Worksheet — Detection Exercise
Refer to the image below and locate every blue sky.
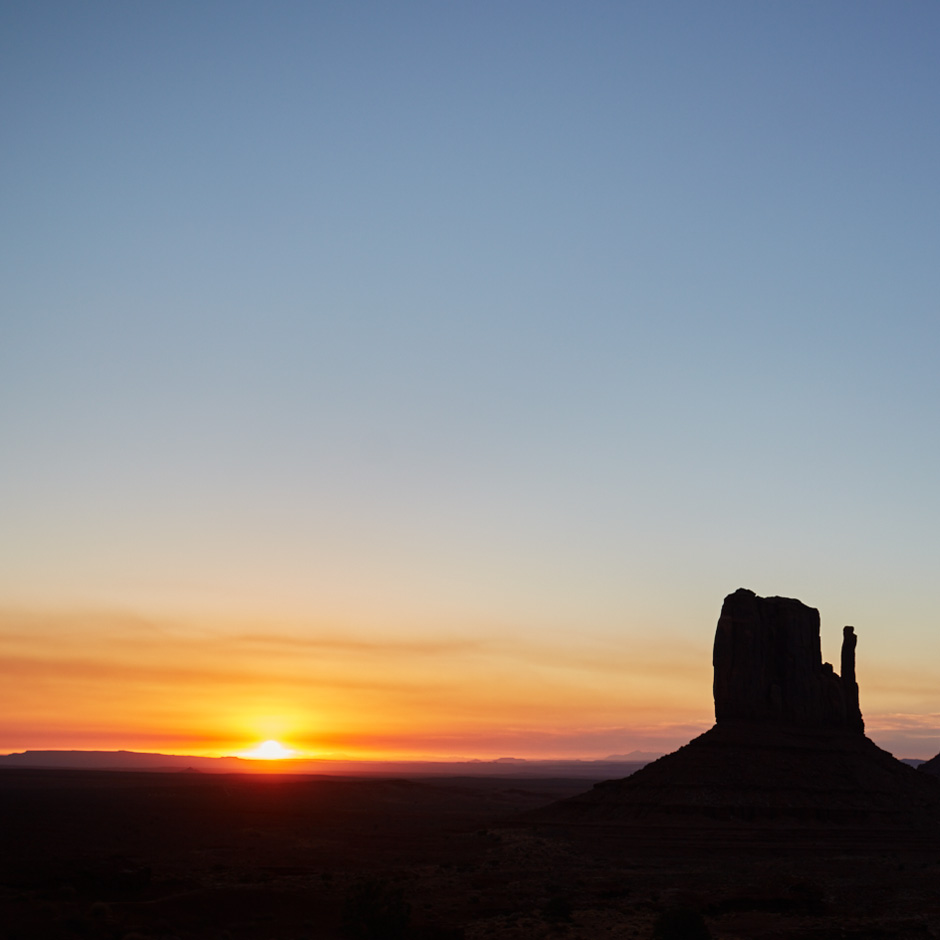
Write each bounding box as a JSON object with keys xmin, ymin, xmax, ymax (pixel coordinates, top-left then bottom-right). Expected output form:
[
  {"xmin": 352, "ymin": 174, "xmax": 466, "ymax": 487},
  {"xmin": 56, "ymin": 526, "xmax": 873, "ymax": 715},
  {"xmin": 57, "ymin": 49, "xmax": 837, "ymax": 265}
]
[{"xmin": 2, "ymin": 2, "xmax": 940, "ymax": 757}]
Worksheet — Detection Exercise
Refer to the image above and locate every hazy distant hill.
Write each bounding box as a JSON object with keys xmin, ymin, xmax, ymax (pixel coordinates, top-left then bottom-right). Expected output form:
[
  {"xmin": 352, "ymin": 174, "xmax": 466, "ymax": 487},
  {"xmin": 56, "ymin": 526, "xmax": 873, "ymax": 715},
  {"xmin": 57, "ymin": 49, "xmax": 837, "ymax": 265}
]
[
  {"xmin": 0, "ymin": 750, "xmax": 651, "ymax": 778},
  {"xmin": 603, "ymin": 751, "xmax": 664, "ymax": 761},
  {"xmin": 0, "ymin": 750, "xmax": 246, "ymax": 773}
]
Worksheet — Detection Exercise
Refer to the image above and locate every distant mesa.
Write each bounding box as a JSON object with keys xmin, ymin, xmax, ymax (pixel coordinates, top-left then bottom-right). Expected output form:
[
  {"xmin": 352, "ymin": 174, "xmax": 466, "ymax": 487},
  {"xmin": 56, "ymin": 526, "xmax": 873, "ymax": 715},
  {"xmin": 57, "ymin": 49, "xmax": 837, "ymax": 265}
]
[
  {"xmin": 528, "ymin": 588, "xmax": 940, "ymax": 834},
  {"xmin": 604, "ymin": 751, "xmax": 664, "ymax": 762}
]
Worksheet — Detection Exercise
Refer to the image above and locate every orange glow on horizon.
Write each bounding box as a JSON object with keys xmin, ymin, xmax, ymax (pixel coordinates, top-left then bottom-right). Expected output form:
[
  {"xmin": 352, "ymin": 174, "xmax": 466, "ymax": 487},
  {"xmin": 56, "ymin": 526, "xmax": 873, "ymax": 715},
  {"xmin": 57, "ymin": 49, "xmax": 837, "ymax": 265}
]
[
  {"xmin": 0, "ymin": 605, "xmax": 720, "ymax": 760},
  {"xmin": 238, "ymin": 739, "xmax": 295, "ymax": 760}
]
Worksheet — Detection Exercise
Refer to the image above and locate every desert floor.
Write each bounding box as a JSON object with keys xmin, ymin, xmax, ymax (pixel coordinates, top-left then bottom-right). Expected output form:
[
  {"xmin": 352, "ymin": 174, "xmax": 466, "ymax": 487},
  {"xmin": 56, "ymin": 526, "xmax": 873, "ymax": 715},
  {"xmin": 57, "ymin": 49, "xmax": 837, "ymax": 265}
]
[{"xmin": 2, "ymin": 768, "xmax": 940, "ymax": 939}]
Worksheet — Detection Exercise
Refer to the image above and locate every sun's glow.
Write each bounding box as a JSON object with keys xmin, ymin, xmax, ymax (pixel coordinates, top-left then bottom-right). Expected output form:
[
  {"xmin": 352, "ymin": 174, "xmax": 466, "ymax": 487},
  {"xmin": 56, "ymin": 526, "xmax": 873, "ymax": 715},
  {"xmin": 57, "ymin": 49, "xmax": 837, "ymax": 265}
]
[{"xmin": 242, "ymin": 739, "xmax": 294, "ymax": 760}]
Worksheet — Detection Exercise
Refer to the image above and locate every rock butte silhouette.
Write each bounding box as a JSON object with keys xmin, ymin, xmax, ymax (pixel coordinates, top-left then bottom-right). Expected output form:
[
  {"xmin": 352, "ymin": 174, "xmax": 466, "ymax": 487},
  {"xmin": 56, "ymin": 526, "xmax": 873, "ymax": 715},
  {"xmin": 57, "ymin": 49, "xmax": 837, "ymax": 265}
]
[{"xmin": 528, "ymin": 588, "xmax": 940, "ymax": 834}]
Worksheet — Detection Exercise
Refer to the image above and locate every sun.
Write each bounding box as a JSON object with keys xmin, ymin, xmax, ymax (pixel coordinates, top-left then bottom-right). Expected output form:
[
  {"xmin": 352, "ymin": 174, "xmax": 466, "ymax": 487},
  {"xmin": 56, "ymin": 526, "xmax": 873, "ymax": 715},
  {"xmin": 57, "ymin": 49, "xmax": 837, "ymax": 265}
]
[{"xmin": 243, "ymin": 739, "xmax": 294, "ymax": 760}]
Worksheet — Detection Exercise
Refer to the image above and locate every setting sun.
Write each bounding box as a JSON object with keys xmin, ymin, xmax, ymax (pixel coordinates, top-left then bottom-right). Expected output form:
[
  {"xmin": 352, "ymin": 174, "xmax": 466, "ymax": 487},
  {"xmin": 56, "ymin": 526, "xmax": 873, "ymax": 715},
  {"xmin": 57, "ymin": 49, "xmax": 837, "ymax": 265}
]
[{"xmin": 242, "ymin": 739, "xmax": 294, "ymax": 760}]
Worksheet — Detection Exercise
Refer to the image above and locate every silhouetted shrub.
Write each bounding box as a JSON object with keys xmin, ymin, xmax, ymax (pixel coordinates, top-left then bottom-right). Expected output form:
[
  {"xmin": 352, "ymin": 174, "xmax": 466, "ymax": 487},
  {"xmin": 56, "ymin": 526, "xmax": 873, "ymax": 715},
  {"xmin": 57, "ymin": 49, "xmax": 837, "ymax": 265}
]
[
  {"xmin": 342, "ymin": 877, "xmax": 411, "ymax": 940},
  {"xmin": 652, "ymin": 905, "xmax": 711, "ymax": 940}
]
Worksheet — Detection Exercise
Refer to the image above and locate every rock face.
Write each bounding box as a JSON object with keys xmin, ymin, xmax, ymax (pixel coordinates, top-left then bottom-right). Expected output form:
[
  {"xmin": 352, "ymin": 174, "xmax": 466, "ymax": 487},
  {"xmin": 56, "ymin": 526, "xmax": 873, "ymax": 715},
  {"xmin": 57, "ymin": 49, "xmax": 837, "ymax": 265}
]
[{"xmin": 713, "ymin": 588, "xmax": 864, "ymax": 731}]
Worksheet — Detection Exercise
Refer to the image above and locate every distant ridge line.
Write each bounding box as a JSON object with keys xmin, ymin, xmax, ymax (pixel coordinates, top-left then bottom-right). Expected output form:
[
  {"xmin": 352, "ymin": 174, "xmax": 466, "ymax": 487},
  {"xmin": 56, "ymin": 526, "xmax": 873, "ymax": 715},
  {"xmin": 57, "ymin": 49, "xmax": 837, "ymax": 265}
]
[{"xmin": 0, "ymin": 749, "xmax": 655, "ymax": 778}]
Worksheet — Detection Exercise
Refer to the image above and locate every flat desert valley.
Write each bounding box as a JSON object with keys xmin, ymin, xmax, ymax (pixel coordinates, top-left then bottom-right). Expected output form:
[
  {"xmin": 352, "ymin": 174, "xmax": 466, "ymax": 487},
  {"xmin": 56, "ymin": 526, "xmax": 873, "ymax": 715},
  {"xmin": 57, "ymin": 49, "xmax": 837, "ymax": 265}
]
[{"xmin": 4, "ymin": 765, "xmax": 940, "ymax": 940}]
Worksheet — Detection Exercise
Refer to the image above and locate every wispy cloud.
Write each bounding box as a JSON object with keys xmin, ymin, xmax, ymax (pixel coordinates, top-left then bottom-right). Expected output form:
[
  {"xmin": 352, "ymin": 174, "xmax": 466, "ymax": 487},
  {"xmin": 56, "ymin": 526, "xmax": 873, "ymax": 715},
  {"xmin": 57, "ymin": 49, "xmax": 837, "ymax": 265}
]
[{"xmin": 232, "ymin": 632, "xmax": 484, "ymax": 654}]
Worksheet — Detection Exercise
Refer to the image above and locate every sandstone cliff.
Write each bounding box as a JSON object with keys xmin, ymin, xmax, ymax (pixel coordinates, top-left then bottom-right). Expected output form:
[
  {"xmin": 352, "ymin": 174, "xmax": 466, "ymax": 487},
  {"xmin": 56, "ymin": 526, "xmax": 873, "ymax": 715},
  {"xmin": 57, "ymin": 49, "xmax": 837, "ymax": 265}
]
[{"xmin": 713, "ymin": 588, "xmax": 863, "ymax": 731}]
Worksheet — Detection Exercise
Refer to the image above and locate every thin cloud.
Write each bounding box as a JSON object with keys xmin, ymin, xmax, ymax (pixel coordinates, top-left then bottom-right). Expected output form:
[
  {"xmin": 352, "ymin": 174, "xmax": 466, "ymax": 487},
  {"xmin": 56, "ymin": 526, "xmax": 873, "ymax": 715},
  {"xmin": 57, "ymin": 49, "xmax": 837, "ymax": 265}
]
[
  {"xmin": 0, "ymin": 652, "xmax": 454, "ymax": 695},
  {"xmin": 232, "ymin": 632, "xmax": 484, "ymax": 655}
]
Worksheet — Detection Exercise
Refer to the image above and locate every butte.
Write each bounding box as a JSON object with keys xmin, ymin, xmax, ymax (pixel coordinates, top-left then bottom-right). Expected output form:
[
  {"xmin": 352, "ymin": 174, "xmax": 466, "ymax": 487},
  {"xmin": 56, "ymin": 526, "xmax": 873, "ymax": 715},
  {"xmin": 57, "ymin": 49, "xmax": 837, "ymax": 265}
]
[{"xmin": 527, "ymin": 588, "xmax": 940, "ymax": 845}]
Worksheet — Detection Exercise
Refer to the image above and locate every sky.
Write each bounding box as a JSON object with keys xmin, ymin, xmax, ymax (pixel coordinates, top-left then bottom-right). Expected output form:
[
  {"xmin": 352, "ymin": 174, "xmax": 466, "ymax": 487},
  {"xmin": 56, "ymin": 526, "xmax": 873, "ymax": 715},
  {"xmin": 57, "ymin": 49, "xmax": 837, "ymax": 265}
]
[{"xmin": 2, "ymin": 1, "xmax": 940, "ymax": 760}]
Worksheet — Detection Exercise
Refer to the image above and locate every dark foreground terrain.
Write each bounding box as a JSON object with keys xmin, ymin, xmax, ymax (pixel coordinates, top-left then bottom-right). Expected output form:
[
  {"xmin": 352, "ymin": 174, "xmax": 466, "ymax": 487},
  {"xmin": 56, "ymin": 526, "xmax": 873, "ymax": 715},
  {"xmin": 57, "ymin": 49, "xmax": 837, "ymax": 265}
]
[{"xmin": 4, "ymin": 768, "xmax": 940, "ymax": 940}]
